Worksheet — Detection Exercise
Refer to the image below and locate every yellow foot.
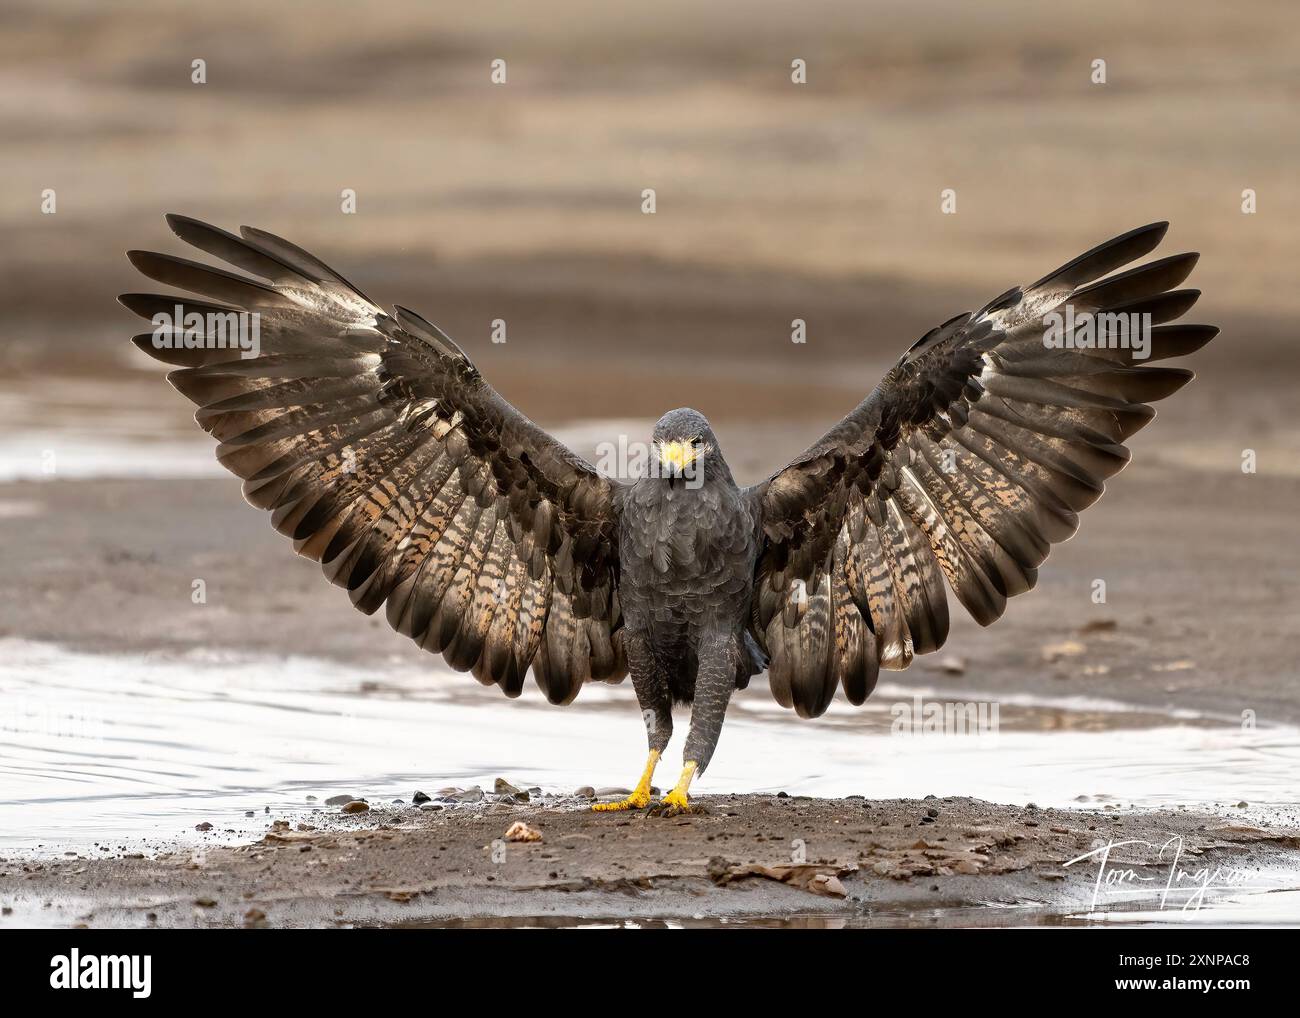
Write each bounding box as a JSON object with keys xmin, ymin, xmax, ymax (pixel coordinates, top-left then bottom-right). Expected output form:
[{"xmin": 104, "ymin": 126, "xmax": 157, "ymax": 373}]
[
  {"xmin": 591, "ymin": 749, "xmax": 660, "ymax": 812},
  {"xmin": 655, "ymin": 761, "xmax": 698, "ymax": 814},
  {"xmin": 592, "ymin": 790, "xmax": 651, "ymax": 812}
]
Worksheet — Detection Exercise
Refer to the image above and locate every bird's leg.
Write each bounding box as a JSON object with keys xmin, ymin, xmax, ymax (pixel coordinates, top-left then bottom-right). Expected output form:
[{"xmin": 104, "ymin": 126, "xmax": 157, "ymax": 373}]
[
  {"xmin": 660, "ymin": 630, "xmax": 739, "ymax": 813},
  {"xmin": 592, "ymin": 630, "xmax": 671, "ymax": 812}
]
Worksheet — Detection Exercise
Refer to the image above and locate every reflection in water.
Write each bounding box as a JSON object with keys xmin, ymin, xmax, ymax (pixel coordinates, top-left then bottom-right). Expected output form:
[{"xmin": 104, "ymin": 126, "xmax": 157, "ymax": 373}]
[
  {"xmin": 376, "ymin": 890, "xmax": 1300, "ymax": 928},
  {"xmin": 2, "ymin": 639, "xmax": 1298, "ymax": 860}
]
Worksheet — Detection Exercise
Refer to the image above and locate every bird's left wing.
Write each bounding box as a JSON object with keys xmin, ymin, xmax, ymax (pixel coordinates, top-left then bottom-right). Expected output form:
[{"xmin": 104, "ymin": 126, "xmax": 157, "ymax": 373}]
[
  {"xmin": 123, "ymin": 215, "xmax": 625, "ymax": 703},
  {"xmin": 747, "ymin": 222, "xmax": 1217, "ymax": 717}
]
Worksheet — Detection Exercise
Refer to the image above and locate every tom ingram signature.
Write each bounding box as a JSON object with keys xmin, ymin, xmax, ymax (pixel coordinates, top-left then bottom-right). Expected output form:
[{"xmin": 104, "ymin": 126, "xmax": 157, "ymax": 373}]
[{"xmin": 1063, "ymin": 836, "xmax": 1260, "ymax": 911}]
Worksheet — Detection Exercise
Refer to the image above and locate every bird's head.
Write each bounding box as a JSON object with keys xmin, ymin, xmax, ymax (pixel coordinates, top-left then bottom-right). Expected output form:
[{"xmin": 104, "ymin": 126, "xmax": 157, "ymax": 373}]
[{"xmin": 650, "ymin": 407, "xmax": 723, "ymax": 486}]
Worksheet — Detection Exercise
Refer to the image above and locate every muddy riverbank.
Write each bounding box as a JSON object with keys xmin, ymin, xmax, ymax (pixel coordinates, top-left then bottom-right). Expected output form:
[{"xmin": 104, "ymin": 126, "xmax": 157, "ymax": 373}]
[{"xmin": 4, "ymin": 795, "xmax": 1299, "ymax": 928}]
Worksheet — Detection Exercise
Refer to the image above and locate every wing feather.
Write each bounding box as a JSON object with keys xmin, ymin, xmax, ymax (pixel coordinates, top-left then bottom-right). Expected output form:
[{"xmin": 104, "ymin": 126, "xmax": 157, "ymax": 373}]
[
  {"xmin": 124, "ymin": 215, "xmax": 625, "ymax": 700},
  {"xmin": 749, "ymin": 223, "xmax": 1217, "ymax": 715}
]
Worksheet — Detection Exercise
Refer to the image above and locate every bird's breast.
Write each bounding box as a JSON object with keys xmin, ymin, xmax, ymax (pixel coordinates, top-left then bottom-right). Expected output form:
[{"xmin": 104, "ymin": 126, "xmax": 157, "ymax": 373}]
[{"xmin": 619, "ymin": 480, "xmax": 756, "ymax": 628}]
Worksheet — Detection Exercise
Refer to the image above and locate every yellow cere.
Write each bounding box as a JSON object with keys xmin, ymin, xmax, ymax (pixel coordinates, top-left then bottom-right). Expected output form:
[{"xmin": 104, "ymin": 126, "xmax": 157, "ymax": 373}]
[{"xmin": 658, "ymin": 440, "xmax": 697, "ymax": 470}]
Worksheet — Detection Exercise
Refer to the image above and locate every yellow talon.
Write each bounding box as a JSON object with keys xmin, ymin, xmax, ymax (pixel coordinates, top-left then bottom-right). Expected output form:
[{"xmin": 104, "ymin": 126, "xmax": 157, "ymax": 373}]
[
  {"xmin": 659, "ymin": 760, "xmax": 698, "ymax": 811},
  {"xmin": 592, "ymin": 750, "xmax": 660, "ymax": 812}
]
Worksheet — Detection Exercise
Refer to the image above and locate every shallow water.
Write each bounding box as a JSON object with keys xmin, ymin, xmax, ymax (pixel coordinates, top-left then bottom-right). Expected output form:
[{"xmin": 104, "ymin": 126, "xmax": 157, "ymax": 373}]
[
  {"xmin": 384, "ymin": 889, "xmax": 1300, "ymax": 928},
  {"xmin": 0, "ymin": 375, "xmax": 653, "ymax": 482},
  {"xmin": 1, "ymin": 638, "xmax": 1297, "ymax": 858}
]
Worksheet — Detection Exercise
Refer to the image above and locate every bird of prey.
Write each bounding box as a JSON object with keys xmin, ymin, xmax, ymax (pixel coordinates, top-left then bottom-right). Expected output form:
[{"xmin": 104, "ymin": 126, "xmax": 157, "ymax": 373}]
[{"xmin": 123, "ymin": 217, "xmax": 1215, "ymax": 812}]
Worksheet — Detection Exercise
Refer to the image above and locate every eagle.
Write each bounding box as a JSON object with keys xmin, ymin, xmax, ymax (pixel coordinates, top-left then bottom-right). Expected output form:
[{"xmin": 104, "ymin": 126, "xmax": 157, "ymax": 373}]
[{"xmin": 123, "ymin": 217, "xmax": 1215, "ymax": 812}]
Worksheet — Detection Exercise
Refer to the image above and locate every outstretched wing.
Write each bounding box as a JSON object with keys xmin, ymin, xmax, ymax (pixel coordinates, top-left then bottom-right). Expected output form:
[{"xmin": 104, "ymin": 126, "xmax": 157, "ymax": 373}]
[
  {"xmin": 123, "ymin": 215, "xmax": 625, "ymax": 703},
  {"xmin": 749, "ymin": 222, "xmax": 1217, "ymax": 717}
]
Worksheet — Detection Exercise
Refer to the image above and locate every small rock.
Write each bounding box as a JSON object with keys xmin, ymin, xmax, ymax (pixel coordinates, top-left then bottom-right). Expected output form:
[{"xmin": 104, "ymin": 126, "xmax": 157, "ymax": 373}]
[
  {"xmin": 573, "ymin": 786, "xmax": 595, "ymax": 798},
  {"xmin": 937, "ymin": 656, "xmax": 966, "ymax": 675},
  {"xmin": 325, "ymin": 794, "xmax": 359, "ymax": 807},
  {"xmin": 505, "ymin": 821, "xmax": 543, "ymax": 843},
  {"xmin": 926, "ymin": 807, "xmax": 939, "ymax": 818},
  {"xmin": 412, "ymin": 791, "xmax": 431, "ymax": 805},
  {"xmin": 1041, "ymin": 640, "xmax": 1085, "ymax": 663},
  {"xmin": 776, "ymin": 791, "xmax": 789, "ymax": 799},
  {"xmin": 194, "ymin": 822, "xmax": 213, "ymax": 832},
  {"xmin": 194, "ymin": 897, "xmax": 217, "ymax": 908},
  {"xmin": 243, "ymin": 908, "xmax": 267, "ymax": 927},
  {"xmin": 419, "ymin": 802, "xmax": 444, "ymax": 812},
  {"xmin": 340, "ymin": 800, "xmax": 370, "ymax": 814},
  {"xmin": 494, "ymin": 778, "xmax": 523, "ymax": 796},
  {"xmin": 1236, "ymin": 801, "xmax": 1249, "ymax": 808},
  {"xmin": 454, "ymin": 786, "xmax": 484, "ymax": 803},
  {"xmin": 1078, "ymin": 619, "xmax": 1118, "ymax": 634}
]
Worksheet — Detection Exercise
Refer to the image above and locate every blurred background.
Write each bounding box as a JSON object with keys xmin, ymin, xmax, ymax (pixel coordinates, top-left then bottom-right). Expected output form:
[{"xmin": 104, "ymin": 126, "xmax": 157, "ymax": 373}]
[{"xmin": 1, "ymin": 1, "xmax": 1298, "ymax": 845}]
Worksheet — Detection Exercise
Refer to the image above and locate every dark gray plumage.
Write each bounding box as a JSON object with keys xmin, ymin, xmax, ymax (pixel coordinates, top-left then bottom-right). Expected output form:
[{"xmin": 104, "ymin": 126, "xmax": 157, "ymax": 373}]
[{"xmin": 124, "ymin": 216, "xmax": 1216, "ymax": 810}]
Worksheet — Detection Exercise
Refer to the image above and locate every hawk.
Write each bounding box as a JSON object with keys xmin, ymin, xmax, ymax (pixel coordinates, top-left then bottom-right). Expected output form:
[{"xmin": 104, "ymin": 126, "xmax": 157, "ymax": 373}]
[{"xmin": 123, "ymin": 217, "xmax": 1215, "ymax": 811}]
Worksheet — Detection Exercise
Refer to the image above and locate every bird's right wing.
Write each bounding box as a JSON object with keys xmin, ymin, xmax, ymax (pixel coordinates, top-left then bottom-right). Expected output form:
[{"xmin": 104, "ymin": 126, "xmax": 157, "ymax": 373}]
[
  {"xmin": 123, "ymin": 215, "xmax": 625, "ymax": 703},
  {"xmin": 747, "ymin": 223, "xmax": 1217, "ymax": 717}
]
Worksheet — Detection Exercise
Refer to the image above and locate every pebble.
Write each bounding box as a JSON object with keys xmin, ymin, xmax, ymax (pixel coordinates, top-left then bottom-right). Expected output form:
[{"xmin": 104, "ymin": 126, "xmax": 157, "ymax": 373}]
[
  {"xmin": 454, "ymin": 786, "xmax": 484, "ymax": 803},
  {"xmin": 419, "ymin": 802, "xmax": 444, "ymax": 812},
  {"xmin": 324, "ymin": 794, "xmax": 359, "ymax": 807},
  {"xmin": 927, "ymin": 807, "xmax": 940, "ymax": 818},
  {"xmin": 412, "ymin": 791, "xmax": 431, "ymax": 805},
  {"xmin": 505, "ymin": 821, "xmax": 543, "ymax": 843},
  {"xmin": 595, "ymin": 787, "xmax": 631, "ymax": 797},
  {"xmin": 340, "ymin": 800, "xmax": 370, "ymax": 814},
  {"xmin": 494, "ymin": 778, "xmax": 523, "ymax": 796},
  {"xmin": 573, "ymin": 786, "xmax": 595, "ymax": 798},
  {"xmin": 195, "ymin": 822, "xmax": 213, "ymax": 832}
]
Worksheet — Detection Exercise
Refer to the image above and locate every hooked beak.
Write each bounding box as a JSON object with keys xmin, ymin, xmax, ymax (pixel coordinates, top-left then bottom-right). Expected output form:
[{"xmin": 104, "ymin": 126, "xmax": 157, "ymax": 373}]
[{"xmin": 658, "ymin": 440, "xmax": 698, "ymax": 475}]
